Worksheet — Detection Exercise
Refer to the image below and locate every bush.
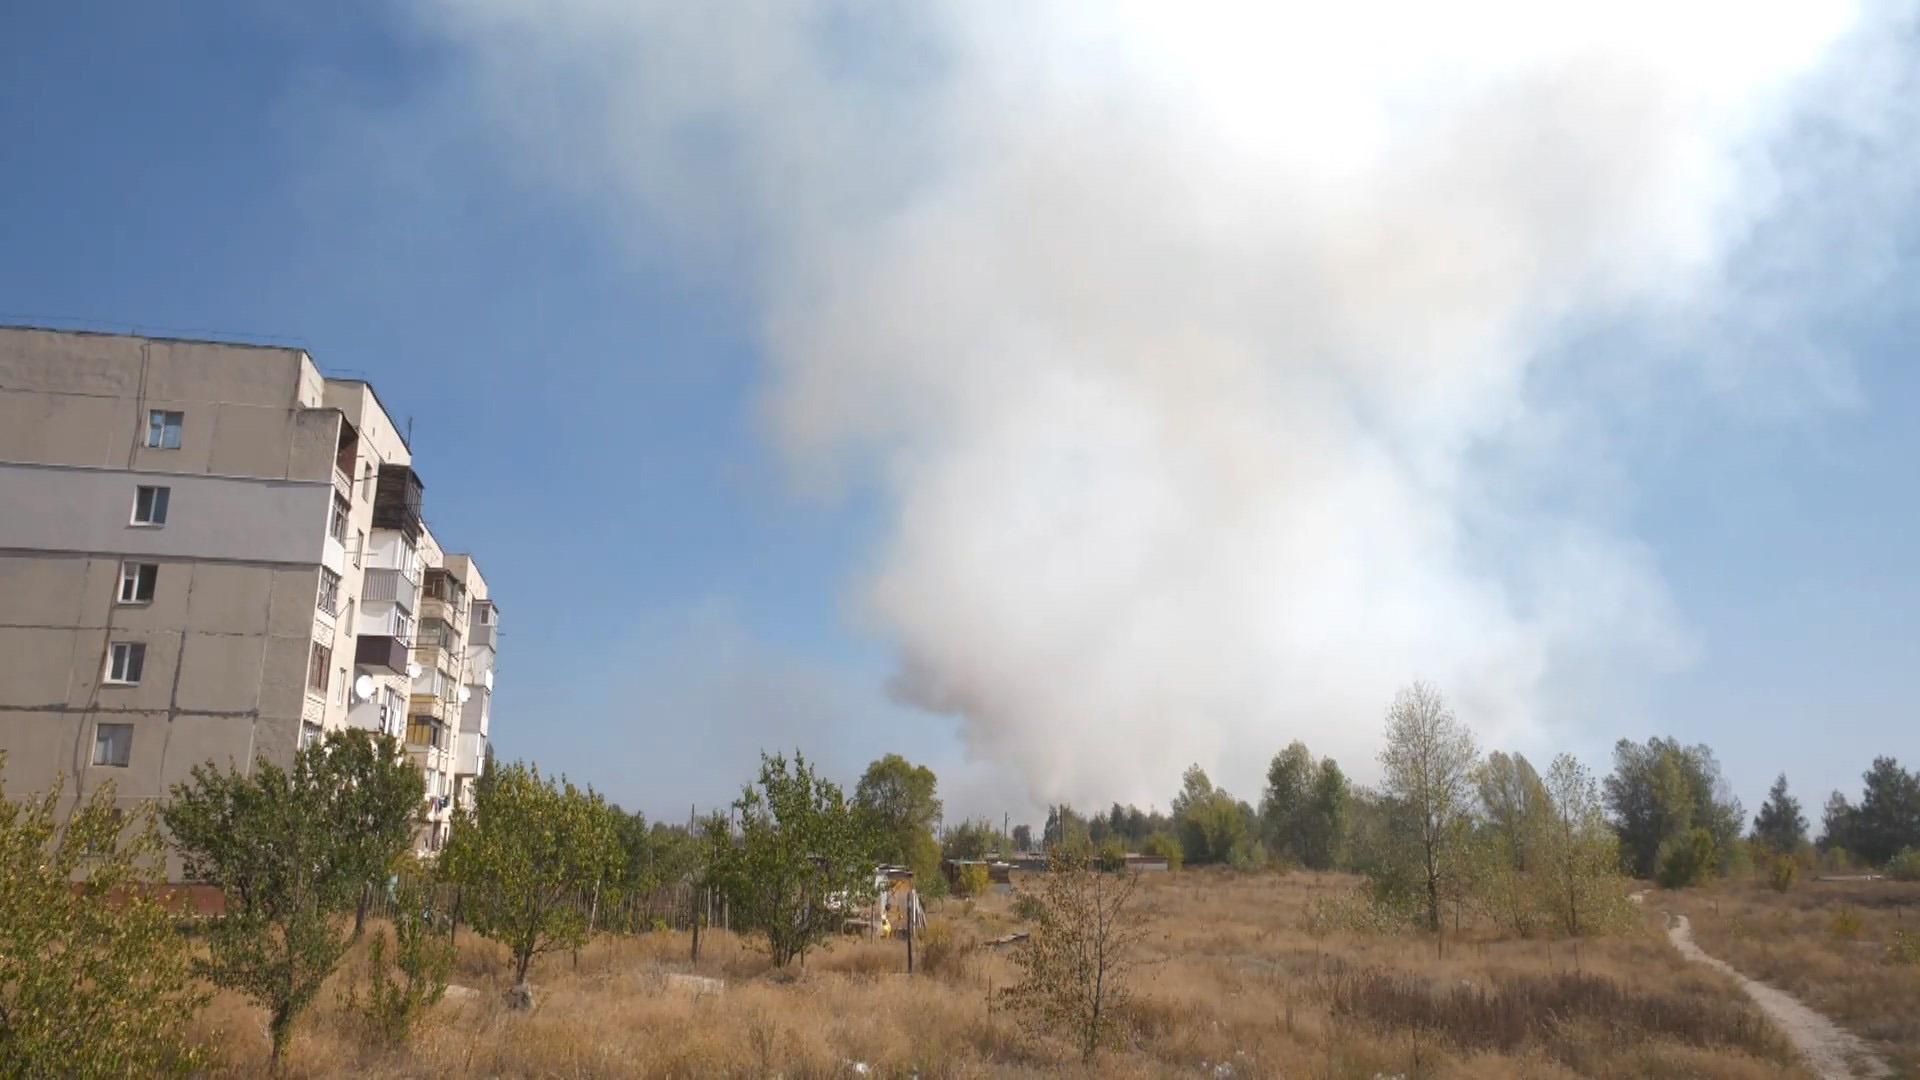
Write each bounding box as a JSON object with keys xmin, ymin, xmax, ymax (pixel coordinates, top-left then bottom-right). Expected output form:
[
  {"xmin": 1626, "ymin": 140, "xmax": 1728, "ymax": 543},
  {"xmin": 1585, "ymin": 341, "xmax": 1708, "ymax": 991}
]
[
  {"xmin": 918, "ymin": 921, "xmax": 973, "ymax": 979},
  {"xmin": 1887, "ymin": 849, "xmax": 1920, "ymax": 882},
  {"xmin": 1829, "ymin": 907, "xmax": 1863, "ymax": 941},
  {"xmin": 1767, "ymin": 855, "xmax": 1798, "ymax": 893},
  {"xmin": 1012, "ymin": 890, "xmax": 1046, "ymax": 922},
  {"xmin": 1142, "ymin": 830, "xmax": 1184, "ymax": 871},
  {"xmin": 952, "ymin": 863, "xmax": 991, "ymax": 898},
  {"xmin": 1655, "ymin": 828, "xmax": 1717, "ymax": 889},
  {"xmin": 1095, "ymin": 837, "xmax": 1128, "ymax": 872},
  {"xmin": 342, "ymin": 879, "xmax": 453, "ymax": 1045},
  {"xmin": 1891, "ymin": 930, "xmax": 1920, "ymax": 966},
  {"xmin": 1001, "ymin": 852, "xmax": 1146, "ymax": 1062},
  {"xmin": 1, "ymin": 769, "xmax": 206, "ymax": 1078}
]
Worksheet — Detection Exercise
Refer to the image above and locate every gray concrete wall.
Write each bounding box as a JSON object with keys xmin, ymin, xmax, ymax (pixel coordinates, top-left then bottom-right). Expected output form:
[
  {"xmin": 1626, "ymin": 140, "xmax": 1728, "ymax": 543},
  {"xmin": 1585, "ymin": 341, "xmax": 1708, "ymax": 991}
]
[{"xmin": 0, "ymin": 463, "xmax": 330, "ymax": 564}]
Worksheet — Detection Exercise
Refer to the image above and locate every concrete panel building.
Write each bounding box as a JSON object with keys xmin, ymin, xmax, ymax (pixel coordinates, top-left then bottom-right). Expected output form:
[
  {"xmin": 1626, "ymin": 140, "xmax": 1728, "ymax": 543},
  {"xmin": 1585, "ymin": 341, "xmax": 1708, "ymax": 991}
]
[{"xmin": 0, "ymin": 325, "xmax": 500, "ymax": 865}]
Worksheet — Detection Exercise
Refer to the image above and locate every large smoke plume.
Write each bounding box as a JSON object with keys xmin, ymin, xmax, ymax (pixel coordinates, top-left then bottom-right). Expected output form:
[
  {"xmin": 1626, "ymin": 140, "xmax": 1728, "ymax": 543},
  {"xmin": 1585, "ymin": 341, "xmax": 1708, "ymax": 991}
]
[{"xmin": 418, "ymin": 1, "xmax": 1909, "ymax": 809}]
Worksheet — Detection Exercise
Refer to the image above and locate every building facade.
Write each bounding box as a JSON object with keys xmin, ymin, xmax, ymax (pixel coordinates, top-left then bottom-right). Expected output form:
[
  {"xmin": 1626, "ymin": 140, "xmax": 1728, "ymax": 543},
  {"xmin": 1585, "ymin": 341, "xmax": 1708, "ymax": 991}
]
[{"xmin": 0, "ymin": 326, "xmax": 498, "ymax": 862}]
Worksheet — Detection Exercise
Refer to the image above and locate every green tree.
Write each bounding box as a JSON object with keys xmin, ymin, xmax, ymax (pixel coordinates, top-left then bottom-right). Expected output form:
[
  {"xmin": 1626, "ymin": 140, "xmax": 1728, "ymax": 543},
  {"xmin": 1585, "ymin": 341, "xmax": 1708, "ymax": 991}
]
[
  {"xmin": 1142, "ymin": 830, "xmax": 1184, "ymax": 870},
  {"xmin": 941, "ymin": 817, "xmax": 1009, "ymax": 860},
  {"xmin": 1603, "ymin": 737, "xmax": 1743, "ymax": 878},
  {"xmin": 854, "ymin": 753, "xmax": 943, "ymax": 890},
  {"xmin": 439, "ymin": 762, "xmax": 622, "ymax": 986},
  {"xmin": 1477, "ymin": 751, "xmax": 1550, "ymax": 870},
  {"xmin": 1044, "ymin": 803, "xmax": 1093, "ymax": 855},
  {"xmin": 1538, "ymin": 754, "xmax": 1628, "ymax": 936},
  {"xmin": 1656, "ymin": 827, "xmax": 1718, "ymax": 888},
  {"xmin": 164, "ymin": 730, "xmax": 421, "ymax": 1070},
  {"xmin": 327, "ymin": 730, "xmax": 431, "ymax": 937},
  {"xmin": 1821, "ymin": 790, "xmax": 1858, "ymax": 856},
  {"xmin": 1851, "ymin": 757, "xmax": 1920, "ymax": 866},
  {"xmin": 1172, "ymin": 765, "xmax": 1255, "ymax": 865},
  {"xmin": 1001, "ymin": 851, "xmax": 1147, "ymax": 1062},
  {"xmin": 1260, "ymin": 741, "xmax": 1316, "ymax": 862},
  {"xmin": 2, "ymin": 766, "xmax": 205, "ymax": 1077},
  {"xmin": 1300, "ymin": 758, "xmax": 1351, "ymax": 870},
  {"xmin": 1379, "ymin": 682, "xmax": 1480, "ymax": 933},
  {"xmin": 1751, "ymin": 773, "xmax": 1808, "ymax": 855},
  {"xmin": 714, "ymin": 751, "xmax": 875, "ymax": 967},
  {"xmin": 1012, "ymin": 823, "xmax": 1034, "ymax": 852}
]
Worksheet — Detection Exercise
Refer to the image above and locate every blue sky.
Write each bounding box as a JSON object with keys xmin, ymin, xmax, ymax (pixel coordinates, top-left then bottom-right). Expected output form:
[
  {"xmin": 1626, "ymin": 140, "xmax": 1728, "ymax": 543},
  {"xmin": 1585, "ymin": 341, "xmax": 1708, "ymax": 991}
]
[{"xmin": 4, "ymin": 3, "xmax": 1915, "ymax": 828}]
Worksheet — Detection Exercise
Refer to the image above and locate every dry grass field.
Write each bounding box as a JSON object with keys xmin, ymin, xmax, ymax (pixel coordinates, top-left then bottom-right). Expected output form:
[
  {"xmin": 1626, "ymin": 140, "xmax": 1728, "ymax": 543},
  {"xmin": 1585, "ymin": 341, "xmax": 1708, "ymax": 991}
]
[
  {"xmin": 186, "ymin": 870, "xmax": 1811, "ymax": 1078},
  {"xmin": 1665, "ymin": 876, "xmax": 1920, "ymax": 1077}
]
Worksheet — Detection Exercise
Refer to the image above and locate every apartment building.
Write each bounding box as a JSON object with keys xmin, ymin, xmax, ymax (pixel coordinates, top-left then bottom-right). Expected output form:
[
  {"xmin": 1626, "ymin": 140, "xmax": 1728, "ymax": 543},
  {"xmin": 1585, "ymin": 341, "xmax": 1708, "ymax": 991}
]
[{"xmin": 0, "ymin": 325, "xmax": 499, "ymax": 863}]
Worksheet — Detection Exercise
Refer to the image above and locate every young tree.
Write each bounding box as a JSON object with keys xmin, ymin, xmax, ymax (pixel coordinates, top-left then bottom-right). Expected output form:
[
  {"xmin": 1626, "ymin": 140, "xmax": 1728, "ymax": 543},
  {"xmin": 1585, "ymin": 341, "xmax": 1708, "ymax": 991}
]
[
  {"xmin": 1751, "ymin": 773, "xmax": 1808, "ymax": 854},
  {"xmin": 327, "ymin": 731, "xmax": 431, "ymax": 936},
  {"xmin": 941, "ymin": 817, "xmax": 1009, "ymax": 860},
  {"xmin": 1379, "ymin": 682, "xmax": 1480, "ymax": 933},
  {"xmin": 1477, "ymin": 751, "xmax": 1550, "ymax": 870},
  {"xmin": 342, "ymin": 871, "xmax": 452, "ymax": 1046},
  {"xmin": 2, "ymin": 767, "xmax": 205, "ymax": 1078},
  {"xmin": 439, "ymin": 762, "xmax": 622, "ymax": 987},
  {"xmin": 1044, "ymin": 803, "xmax": 1093, "ymax": 855},
  {"xmin": 714, "ymin": 751, "xmax": 874, "ymax": 968},
  {"xmin": 1538, "ymin": 754, "xmax": 1627, "ymax": 936},
  {"xmin": 164, "ymin": 730, "xmax": 421, "ymax": 1069},
  {"xmin": 1821, "ymin": 790, "xmax": 1859, "ymax": 855},
  {"xmin": 1001, "ymin": 850, "xmax": 1148, "ymax": 1062}
]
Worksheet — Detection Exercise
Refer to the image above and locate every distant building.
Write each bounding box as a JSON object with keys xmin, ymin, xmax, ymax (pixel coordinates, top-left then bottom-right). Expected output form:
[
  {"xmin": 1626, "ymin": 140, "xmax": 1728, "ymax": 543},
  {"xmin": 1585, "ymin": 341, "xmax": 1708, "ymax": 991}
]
[{"xmin": 0, "ymin": 326, "xmax": 500, "ymax": 866}]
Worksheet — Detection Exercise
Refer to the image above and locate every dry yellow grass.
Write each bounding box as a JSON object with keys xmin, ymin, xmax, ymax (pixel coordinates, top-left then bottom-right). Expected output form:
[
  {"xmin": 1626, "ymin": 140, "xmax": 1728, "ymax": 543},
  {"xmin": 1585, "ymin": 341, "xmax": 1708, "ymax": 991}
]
[
  {"xmin": 1666, "ymin": 875, "xmax": 1920, "ymax": 1076},
  {"xmin": 184, "ymin": 870, "xmax": 1811, "ymax": 1078}
]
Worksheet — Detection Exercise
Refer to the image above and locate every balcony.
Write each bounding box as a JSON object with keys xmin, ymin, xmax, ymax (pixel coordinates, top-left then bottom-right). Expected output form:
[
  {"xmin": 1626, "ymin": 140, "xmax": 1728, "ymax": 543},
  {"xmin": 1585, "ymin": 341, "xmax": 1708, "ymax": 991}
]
[
  {"xmin": 361, "ymin": 568, "xmax": 418, "ymax": 610},
  {"xmin": 372, "ymin": 464, "xmax": 424, "ymax": 539},
  {"xmin": 408, "ymin": 694, "xmax": 453, "ymax": 722},
  {"xmin": 470, "ymin": 623, "xmax": 496, "ymax": 650},
  {"xmin": 355, "ymin": 634, "xmax": 409, "ymax": 675}
]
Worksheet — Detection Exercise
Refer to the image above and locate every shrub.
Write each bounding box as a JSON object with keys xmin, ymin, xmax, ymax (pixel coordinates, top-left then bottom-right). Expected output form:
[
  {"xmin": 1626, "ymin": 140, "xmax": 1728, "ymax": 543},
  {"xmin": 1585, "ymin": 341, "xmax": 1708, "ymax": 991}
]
[
  {"xmin": 1001, "ymin": 851, "xmax": 1146, "ymax": 1062},
  {"xmin": 918, "ymin": 921, "xmax": 973, "ymax": 979},
  {"xmin": 1095, "ymin": 837, "xmax": 1128, "ymax": 872},
  {"xmin": 1, "ymin": 767, "xmax": 206, "ymax": 1078},
  {"xmin": 1829, "ymin": 907, "xmax": 1863, "ymax": 941},
  {"xmin": 1655, "ymin": 828, "xmax": 1717, "ymax": 889},
  {"xmin": 1142, "ymin": 830, "xmax": 1184, "ymax": 871},
  {"xmin": 1767, "ymin": 855, "xmax": 1798, "ymax": 893},
  {"xmin": 342, "ymin": 878, "xmax": 453, "ymax": 1045},
  {"xmin": 1887, "ymin": 849, "xmax": 1920, "ymax": 882},
  {"xmin": 952, "ymin": 862, "xmax": 991, "ymax": 898},
  {"xmin": 1891, "ymin": 930, "xmax": 1920, "ymax": 966},
  {"xmin": 1012, "ymin": 890, "xmax": 1046, "ymax": 922}
]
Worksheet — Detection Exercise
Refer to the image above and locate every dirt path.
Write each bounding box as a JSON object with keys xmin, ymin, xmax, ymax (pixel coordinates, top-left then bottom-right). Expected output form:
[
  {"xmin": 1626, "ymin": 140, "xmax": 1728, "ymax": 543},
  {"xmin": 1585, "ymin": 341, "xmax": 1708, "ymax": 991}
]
[{"xmin": 1664, "ymin": 911, "xmax": 1891, "ymax": 1080}]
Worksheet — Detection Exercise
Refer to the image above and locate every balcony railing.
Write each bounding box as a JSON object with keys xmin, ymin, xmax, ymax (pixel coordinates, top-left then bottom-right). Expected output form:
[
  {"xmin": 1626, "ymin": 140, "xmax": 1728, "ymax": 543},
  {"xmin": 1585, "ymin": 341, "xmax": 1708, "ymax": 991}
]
[
  {"xmin": 361, "ymin": 568, "xmax": 417, "ymax": 610},
  {"xmin": 470, "ymin": 623, "xmax": 496, "ymax": 650},
  {"xmin": 355, "ymin": 635, "xmax": 409, "ymax": 676},
  {"xmin": 332, "ymin": 465, "xmax": 353, "ymax": 504}
]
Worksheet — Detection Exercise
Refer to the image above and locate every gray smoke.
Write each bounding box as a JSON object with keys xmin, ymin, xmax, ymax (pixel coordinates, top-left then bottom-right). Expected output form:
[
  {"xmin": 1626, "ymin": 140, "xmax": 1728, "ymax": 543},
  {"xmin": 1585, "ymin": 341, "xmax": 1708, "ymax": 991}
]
[{"xmin": 415, "ymin": 0, "xmax": 1910, "ymax": 809}]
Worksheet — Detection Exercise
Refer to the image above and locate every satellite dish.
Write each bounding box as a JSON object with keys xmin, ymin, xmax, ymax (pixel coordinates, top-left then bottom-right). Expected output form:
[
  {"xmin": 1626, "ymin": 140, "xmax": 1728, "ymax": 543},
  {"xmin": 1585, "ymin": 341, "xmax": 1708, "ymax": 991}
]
[
  {"xmin": 483, "ymin": 670, "xmax": 494, "ymax": 691},
  {"xmin": 352, "ymin": 674, "xmax": 376, "ymax": 702},
  {"xmin": 406, "ymin": 662, "xmax": 422, "ymax": 679},
  {"xmin": 457, "ymin": 686, "xmax": 471, "ymax": 704}
]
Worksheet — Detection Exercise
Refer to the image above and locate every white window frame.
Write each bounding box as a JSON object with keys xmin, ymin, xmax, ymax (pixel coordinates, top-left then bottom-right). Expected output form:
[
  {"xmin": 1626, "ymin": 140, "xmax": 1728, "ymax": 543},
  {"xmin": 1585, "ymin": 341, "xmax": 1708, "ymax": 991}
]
[
  {"xmin": 105, "ymin": 641, "xmax": 146, "ymax": 685},
  {"xmin": 131, "ymin": 485, "xmax": 170, "ymax": 526},
  {"xmin": 392, "ymin": 611, "xmax": 414, "ymax": 646},
  {"xmin": 316, "ymin": 567, "xmax": 341, "ymax": 616},
  {"xmin": 145, "ymin": 410, "xmax": 183, "ymax": 450},
  {"xmin": 328, "ymin": 493, "xmax": 350, "ymax": 542},
  {"xmin": 118, "ymin": 562, "xmax": 157, "ymax": 604},
  {"xmin": 92, "ymin": 723, "xmax": 133, "ymax": 767}
]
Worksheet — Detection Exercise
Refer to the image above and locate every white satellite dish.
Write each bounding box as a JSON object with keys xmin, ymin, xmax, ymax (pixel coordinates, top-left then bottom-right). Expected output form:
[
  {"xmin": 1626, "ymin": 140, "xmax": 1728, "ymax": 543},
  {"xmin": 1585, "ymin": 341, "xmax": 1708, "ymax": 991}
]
[
  {"xmin": 406, "ymin": 662, "xmax": 422, "ymax": 679},
  {"xmin": 457, "ymin": 686, "xmax": 472, "ymax": 704},
  {"xmin": 483, "ymin": 670, "xmax": 494, "ymax": 691},
  {"xmin": 352, "ymin": 674, "xmax": 376, "ymax": 702}
]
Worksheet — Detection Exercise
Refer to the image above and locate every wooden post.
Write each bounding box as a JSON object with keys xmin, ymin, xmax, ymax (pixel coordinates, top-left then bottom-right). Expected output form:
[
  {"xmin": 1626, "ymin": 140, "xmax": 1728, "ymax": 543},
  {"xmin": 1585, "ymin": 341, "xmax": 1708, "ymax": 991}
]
[{"xmin": 905, "ymin": 898, "xmax": 915, "ymax": 975}]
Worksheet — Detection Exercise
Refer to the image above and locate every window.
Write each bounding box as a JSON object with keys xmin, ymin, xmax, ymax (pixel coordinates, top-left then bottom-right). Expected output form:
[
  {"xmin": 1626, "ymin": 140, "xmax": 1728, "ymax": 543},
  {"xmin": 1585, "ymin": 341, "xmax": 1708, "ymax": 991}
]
[
  {"xmin": 118, "ymin": 562, "xmax": 157, "ymax": 604},
  {"xmin": 145, "ymin": 410, "xmax": 183, "ymax": 450},
  {"xmin": 355, "ymin": 530, "xmax": 366, "ymax": 569},
  {"xmin": 307, "ymin": 643, "xmax": 331, "ymax": 695},
  {"xmin": 316, "ymin": 567, "xmax": 341, "ymax": 616},
  {"xmin": 392, "ymin": 612, "xmax": 413, "ymax": 645},
  {"xmin": 105, "ymin": 642, "xmax": 146, "ymax": 685},
  {"xmin": 328, "ymin": 493, "xmax": 350, "ymax": 542},
  {"xmin": 131, "ymin": 485, "xmax": 170, "ymax": 526},
  {"xmin": 335, "ymin": 667, "xmax": 347, "ymax": 705},
  {"xmin": 298, "ymin": 722, "xmax": 322, "ymax": 751},
  {"xmin": 92, "ymin": 723, "xmax": 133, "ymax": 767}
]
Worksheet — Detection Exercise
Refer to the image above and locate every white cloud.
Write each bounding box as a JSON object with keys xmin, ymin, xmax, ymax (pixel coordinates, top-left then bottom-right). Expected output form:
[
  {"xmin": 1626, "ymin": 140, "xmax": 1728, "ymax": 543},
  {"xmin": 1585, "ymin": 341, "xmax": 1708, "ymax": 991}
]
[{"xmin": 409, "ymin": 0, "xmax": 1915, "ymax": 810}]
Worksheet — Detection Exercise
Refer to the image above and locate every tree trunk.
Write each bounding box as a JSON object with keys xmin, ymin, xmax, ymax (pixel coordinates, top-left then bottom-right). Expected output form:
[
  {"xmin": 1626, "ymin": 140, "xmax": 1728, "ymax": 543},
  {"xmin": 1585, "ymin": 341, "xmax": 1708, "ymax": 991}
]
[{"xmin": 353, "ymin": 881, "xmax": 371, "ymax": 938}]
